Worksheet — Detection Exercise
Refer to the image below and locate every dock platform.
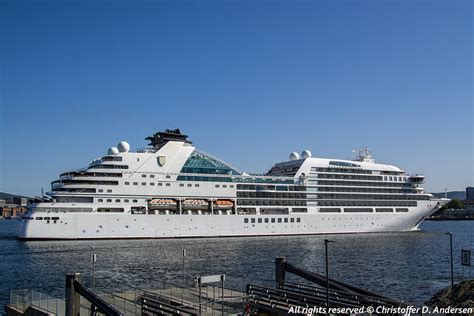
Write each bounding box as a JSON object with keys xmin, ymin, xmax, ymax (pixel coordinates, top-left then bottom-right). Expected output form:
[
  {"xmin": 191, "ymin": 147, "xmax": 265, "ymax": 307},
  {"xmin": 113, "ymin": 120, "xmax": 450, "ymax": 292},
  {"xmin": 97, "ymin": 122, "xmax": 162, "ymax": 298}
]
[{"xmin": 6, "ymin": 257, "xmax": 409, "ymax": 315}]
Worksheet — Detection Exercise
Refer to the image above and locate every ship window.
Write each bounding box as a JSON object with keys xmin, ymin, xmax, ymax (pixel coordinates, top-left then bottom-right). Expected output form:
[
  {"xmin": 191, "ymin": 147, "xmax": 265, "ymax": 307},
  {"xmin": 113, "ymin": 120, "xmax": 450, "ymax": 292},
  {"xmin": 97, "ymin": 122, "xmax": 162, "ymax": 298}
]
[
  {"xmin": 150, "ymin": 175, "xmax": 155, "ymax": 178},
  {"xmin": 142, "ymin": 182, "xmax": 146, "ymax": 185},
  {"xmin": 264, "ymin": 218, "xmax": 269, "ymax": 223},
  {"xmin": 376, "ymin": 208, "xmax": 393, "ymax": 212},
  {"xmin": 297, "ymin": 218, "xmax": 301, "ymax": 222},
  {"xmin": 125, "ymin": 182, "xmax": 130, "ymax": 185},
  {"xmin": 166, "ymin": 175, "xmax": 171, "ymax": 179},
  {"xmin": 133, "ymin": 199, "xmax": 138, "ymax": 202},
  {"xmin": 158, "ymin": 183, "xmax": 163, "ymax": 186},
  {"xmin": 124, "ymin": 199, "xmax": 129, "ymax": 202},
  {"xmin": 36, "ymin": 217, "xmax": 43, "ymax": 220},
  {"xmin": 106, "ymin": 199, "xmax": 112, "ymax": 202},
  {"xmin": 115, "ymin": 199, "xmax": 120, "ymax": 202},
  {"xmin": 180, "ymin": 183, "xmax": 184, "ymax": 187},
  {"xmin": 142, "ymin": 174, "xmax": 146, "ymax": 178},
  {"xmin": 133, "ymin": 182, "xmax": 138, "ymax": 185},
  {"xmin": 97, "ymin": 208, "xmax": 124, "ymax": 213},
  {"xmin": 223, "ymin": 185, "xmax": 227, "ymax": 188},
  {"xmin": 107, "ymin": 189, "xmax": 112, "ymax": 193},
  {"xmin": 98, "ymin": 199, "xmax": 103, "ymax": 202},
  {"xmin": 258, "ymin": 218, "xmax": 262, "ymax": 223},
  {"xmin": 150, "ymin": 182, "xmax": 155, "ymax": 186},
  {"xmin": 187, "ymin": 183, "xmax": 192, "ymax": 187},
  {"xmin": 251, "ymin": 218, "xmax": 255, "ymax": 223},
  {"xmin": 278, "ymin": 218, "xmax": 282, "ymax": 223},
  {"xmin": 271, "ymin": 218, "xmax": 275, "ymax": 223},
  {"xmin": 102, "ymin": 156, "xmax": 123, "ymax": 162},
  {"xmin": 195, "ymin": 184, "xmax": 199, "ymax": 187},
  {"xmin": 284, "ymin": 218, "xmax": 288, "ymax": 223},
  {"xmin": 98, "ymin": 189, "xmax": 103, "ymax": 192},
  {"xmin": 180, "ymin": 150, "xmax": 241, "ymax": 175},
  {"xmin": 215, "ymin": 184, "xmax": 220, "ymax": 188},
  {"xmin": 166, "ymin": 183, "xmax": 170, "ymax": 186},
  {"xmin": 230, "ymin": 185, "xmax": 234, "ymax": 188},
  {"xmin": 244, "ymin": 218, "xmax": 249, "ymax": 223},
  {"xmin": 290, "ymin": 218, "xmax": 294, "ymax": 223},
  {"xmin": 396, "ymin": 208, "xmax": 409, "ymax": 212}
]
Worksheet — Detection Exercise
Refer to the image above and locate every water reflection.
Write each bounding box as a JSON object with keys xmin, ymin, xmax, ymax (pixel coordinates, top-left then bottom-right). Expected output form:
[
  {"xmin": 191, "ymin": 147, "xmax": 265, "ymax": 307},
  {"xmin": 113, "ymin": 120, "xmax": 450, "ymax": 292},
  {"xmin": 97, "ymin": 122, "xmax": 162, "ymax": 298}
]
[{"xmin": 0, "ymin": 220, "xmax": 472, "ymax": 307}]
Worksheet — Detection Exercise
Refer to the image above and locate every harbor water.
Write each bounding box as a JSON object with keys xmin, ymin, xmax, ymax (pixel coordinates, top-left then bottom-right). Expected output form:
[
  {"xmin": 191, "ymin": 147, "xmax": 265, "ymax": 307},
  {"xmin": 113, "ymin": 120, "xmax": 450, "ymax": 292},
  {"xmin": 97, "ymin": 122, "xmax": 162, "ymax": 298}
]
[{"xmin": 0, "ymin": 219, "xmax": 472, "ymax": 310}]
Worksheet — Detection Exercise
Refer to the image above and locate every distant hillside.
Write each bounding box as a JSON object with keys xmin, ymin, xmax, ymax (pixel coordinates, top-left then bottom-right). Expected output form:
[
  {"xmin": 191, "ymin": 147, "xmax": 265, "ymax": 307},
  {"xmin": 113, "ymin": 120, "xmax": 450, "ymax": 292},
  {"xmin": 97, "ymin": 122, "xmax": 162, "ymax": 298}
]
[
  {"xmin": 431, "ymin": 191, "xmax": 466, "ymax": 200},
  {"xmin": 0, "ymin": 192, "xmax": 32, "ymax": 203}
]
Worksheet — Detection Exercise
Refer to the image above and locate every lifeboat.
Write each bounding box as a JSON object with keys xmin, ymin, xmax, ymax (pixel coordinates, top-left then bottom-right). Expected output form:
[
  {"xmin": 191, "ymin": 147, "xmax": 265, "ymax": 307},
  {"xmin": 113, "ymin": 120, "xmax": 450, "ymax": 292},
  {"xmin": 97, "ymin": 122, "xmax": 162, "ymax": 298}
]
[
  {"xmin": 148, "ymin": 199, "xmax": 177, "ymax": 210},
  {"xmin": 213, "ymin": 199, "xmax": 234, "ymax": 210},
  {"xmin": 183, "ymin": 199, "xmax": 209, "ymax": 210}
]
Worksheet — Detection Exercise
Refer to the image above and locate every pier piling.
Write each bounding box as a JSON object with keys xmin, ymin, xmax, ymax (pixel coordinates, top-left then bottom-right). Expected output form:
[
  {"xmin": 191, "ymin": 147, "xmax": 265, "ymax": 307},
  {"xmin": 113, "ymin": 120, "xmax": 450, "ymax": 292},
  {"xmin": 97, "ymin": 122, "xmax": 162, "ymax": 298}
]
[{"xmin": 65, "ymin": 273, "xmax": 80, "ymax": 316}]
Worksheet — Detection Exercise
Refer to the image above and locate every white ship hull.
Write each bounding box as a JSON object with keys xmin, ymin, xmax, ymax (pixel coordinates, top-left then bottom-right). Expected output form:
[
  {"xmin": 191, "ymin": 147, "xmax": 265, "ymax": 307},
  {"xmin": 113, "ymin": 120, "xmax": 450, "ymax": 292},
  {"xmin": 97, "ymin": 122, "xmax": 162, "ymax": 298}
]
[
  {"xmin": 17, "ymin": 200, "xmax": 446, "ymax": 240},
  {"xmin": 17, "ymin": 130, "xmax": 450, "ymax": 240}
]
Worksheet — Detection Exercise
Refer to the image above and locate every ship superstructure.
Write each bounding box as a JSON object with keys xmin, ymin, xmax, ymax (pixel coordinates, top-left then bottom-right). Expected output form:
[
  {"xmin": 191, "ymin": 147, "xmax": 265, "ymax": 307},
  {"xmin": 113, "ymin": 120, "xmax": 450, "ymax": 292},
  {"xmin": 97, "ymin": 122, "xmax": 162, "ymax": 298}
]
[{"xmin": 17, "ymin": 129, "xmax": 449, "ymax": 240}]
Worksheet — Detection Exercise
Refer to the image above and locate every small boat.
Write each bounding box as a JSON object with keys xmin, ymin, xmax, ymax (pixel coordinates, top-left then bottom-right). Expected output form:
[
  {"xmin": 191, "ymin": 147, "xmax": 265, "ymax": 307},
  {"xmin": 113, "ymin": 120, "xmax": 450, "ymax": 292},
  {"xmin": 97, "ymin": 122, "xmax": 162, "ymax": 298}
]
[
  {"xmin": 213, "ymin": 199, "xmax": 234, "ymax": 210},
  {"xmin": 148, "ymin": 199, "xmax": 178, "ymax": 210},
  {"xmin": 183, "ymin": 199, "xmax": 209, "ymax": 210}
]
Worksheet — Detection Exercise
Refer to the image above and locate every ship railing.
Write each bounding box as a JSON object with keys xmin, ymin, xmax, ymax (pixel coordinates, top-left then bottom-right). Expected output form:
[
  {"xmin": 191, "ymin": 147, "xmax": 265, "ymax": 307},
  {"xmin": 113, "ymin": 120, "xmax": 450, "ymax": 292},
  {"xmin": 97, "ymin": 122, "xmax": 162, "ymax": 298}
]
[
  {"xmin": 8, "ymin": 288, "xmax": 92, "ymax": 316},
  {"xmin": 136, "ymin": 146, "xmax": 158, "ymax": 153},
  {"xmin": 88, "ymin": 273, "xmax": 255, "ymax": 315}
]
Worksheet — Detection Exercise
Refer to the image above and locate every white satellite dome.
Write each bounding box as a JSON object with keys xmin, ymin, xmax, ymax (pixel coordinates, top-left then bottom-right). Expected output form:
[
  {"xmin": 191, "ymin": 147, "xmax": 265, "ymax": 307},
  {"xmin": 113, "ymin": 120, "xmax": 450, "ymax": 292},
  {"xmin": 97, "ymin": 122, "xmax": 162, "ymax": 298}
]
[
  {"xmin": 301, "ymin": 150, "xmax": 312, "ymax": 159},
  {"xmin": 117, "ymin": 141, "xmax": 130, "ymax": 153},
  {"xmin": 108, "ymin": 147, "xmax": 119, "ymax": 155},
  {"xmin": 289, "ymin": 152, "xmax": 300, "ymax": 161}
]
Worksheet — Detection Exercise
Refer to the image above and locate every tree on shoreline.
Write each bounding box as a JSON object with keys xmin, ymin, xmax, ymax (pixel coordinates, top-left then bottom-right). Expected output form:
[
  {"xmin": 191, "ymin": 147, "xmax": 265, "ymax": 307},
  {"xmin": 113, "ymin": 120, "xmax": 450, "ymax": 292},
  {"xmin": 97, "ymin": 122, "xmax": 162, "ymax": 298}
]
[{"xmin": 440, "ymin": 199, "xmax": 465, "ymax": 211}]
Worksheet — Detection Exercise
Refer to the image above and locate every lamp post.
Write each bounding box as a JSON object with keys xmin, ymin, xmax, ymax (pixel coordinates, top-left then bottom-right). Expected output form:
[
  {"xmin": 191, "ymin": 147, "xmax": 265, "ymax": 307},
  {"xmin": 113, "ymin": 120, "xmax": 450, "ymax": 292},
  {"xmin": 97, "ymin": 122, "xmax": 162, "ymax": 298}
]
[
  {"xmin": 324, "ymin": 239, "xmax": 335, "ymax": 315},
  {"xmin": 182, "ymin": 248, "xmax": 187, "ymax": 287},
  {"xmin": 91, "ymin": 253, "xmax": 97, "ymax": 291},
  {"xmin": 446, "ymin": 232, "xmax": 454, "ymax": 304}
]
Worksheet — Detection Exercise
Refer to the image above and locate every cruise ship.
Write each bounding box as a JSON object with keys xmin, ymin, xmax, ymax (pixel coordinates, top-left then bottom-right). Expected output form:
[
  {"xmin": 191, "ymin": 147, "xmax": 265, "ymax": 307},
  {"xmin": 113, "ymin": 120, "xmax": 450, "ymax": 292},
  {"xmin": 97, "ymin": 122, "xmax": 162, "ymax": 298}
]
[{"xmin": 17, "ymin": 129, "xmax": 449, "ymax": 240}]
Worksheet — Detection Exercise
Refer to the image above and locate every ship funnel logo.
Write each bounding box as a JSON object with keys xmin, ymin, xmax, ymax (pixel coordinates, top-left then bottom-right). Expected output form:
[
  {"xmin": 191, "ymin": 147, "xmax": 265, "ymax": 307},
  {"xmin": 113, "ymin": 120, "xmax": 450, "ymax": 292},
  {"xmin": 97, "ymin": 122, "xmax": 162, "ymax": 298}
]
[{"xmin": 157, "ymin": 155, "xmax": 166, "ymax": 167}]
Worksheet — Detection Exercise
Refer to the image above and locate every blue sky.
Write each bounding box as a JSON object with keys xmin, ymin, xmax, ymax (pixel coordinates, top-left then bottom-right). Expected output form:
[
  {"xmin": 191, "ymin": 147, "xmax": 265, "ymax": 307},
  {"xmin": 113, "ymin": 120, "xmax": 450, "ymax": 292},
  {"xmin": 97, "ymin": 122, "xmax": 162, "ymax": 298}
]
[{"xmin": 0, "ymin": 0, "xmax": 472, "ymax": 196}]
